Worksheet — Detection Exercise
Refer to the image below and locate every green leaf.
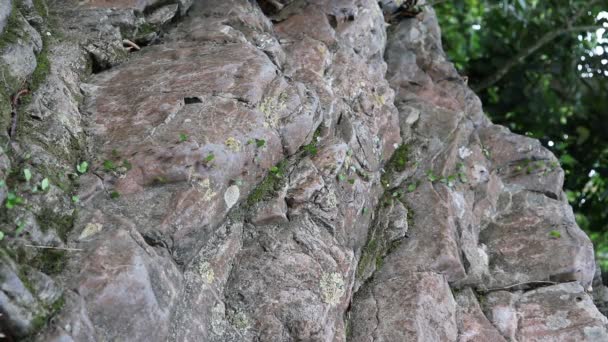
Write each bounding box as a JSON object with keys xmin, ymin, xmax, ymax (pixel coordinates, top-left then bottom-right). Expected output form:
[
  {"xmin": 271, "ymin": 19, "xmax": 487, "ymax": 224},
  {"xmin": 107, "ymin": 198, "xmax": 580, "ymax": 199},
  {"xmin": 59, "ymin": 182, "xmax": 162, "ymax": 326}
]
[
  {"xmin": 15, "ymin": 221, "xmax": 26, "ymax": 235},
  {"xmin": 179, "ymin": 133, "xmax": 188, "ymax": 142},
  {"xmin": 426, "ymin": 170, "xmax": 437, "ymax": 182},
  {"xmin": 0, "ymin": 231, "xmax": 4, "ymax": 240},
  {"xmin": 71, "ymin": 195, "xmax": 79, "ymax": 203},
  {"xmin": 407, "ymin": 182, "xmax": 417, "ymax": 192},
  {"xmin": 40, "ymin": 178, "xmax": 50, "ymax": 191},
  {"xmin": 110, "ymin": 191, "xmax": 120, "ymax": 199},
  {"xmin": 270, "ymin": 166, "xmax": 279, "ymax": 173},
  {"xmin": 348, "ymin": 178, "xmax": 356, "ymax": 185},
  {"xmin": 255, "ymin": 139, "xmax": 266, "ymax": 148},
  {"xmin": 23, "ymin": 169, "xmax": 32, "ymax": 182},
  {"xmin": 77, "ymin": 161, "xmax": 89, "ymax": 174},
  {"xmin": 549, "ymin": 230, "xmax": 561, "ymax": 239},
  {"xmin": 204, "ymin": 153, "xmax": 215, "ymax": 163},
  {"xmin": 103, "ymin": 160, "xmax": 116, "ymax": 171},
  {"xmin": 338, "ymin": 174, "xmax": 346, "ymax": 181}
]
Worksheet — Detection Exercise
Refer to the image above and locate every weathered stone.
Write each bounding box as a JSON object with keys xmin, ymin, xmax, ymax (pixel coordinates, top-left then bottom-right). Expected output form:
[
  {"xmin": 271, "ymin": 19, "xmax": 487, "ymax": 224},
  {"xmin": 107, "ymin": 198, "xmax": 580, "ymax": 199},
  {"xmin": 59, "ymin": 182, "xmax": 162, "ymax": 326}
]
[
  {"xmin": 0, "ymin": 0, "xmax": 604, "ymax": 340},
  {"xmin": 455, "ymin": 288, "xmax": 507, "ymax": 342},
  {"xmin": 480, "ymin": 190, "xmax": 595, "ymax": 289},
  {"xmin": 70, "ymin": 227, "xmax": 182, "ymax": 341},
  {"xmin": 0, "ymin": 0, "xmax": 11, "ymax": 33},
  {"xmin": 350, "ymin": 271, "xmax": 458, "ymax": 342},
  {"xmin": 482, "ymin": 283, "xmax": 608, "ymax": 341},
  {"xmin": 145, "ymin": 4, "xmax": 178, "ymax": 26}
]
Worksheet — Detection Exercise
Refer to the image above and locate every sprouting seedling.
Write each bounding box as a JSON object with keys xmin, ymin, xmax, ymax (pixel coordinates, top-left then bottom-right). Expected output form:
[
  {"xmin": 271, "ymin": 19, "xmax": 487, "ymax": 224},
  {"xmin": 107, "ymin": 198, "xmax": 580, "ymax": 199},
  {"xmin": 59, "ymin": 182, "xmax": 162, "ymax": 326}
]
[
  {"xmin": 204, "ymin": 153, "xmax": 215, "ymax": 163},
  {"xmin": 110, "ymin": 191, "xmax": 120, "ymax": 199},
  {"xmin": 15, "ymin": 221, "xmax": 26, "ymax": 235},
  {"xmin": 348, "ymin": 178, "xmax": 356, "ymax": 185},
  {"xmin": 5, "ymin": 192, "xmax": 24, "ymax": 209},
  {"xmin": 338, "ymin": 174, "xmax": 347, "ymax": 182},
  {"xmin": 426, "ymin": 170, "xmax": 437, "ymax": 182},
  {"xmin": 269, "ymin": 166, "xmax": 280, "ymax": 173},
  {"xmin": 23, "ymin": 169, "xmax": 32, "ymax": 183},
  {"xmin": 40, "ymin": 178, "xmax": 50, "ymax": 191},
  {"xmin": 255, "ymin": 139, "xmax": 266, "ymax": 148},
  {"xmin": 179, "ymin": 133, "xmax": 188, "ymax": 143},
  {"xmin": 77, "ymin": 161, "xmax": 89, "ymax": 174},
  {"xmin": 458, "ymin": 172, "xmax": 468, "ymax": 183},
  {"xmin": 71, "ymin": 195, "xmax": 79, "ymax": 203},
  {"xmin": 103, "ymin": 160, "xmax": 116, "ymax": 171},
  {"xmin": 0, "ymin": 231, "xmax": 4, "ymax": 241},
  {"xmin": 407, "ymin": 182, "xmax": 417, "ymax": 192},
  {"xmin": 549, "ymin": 230, "xmax": 561, "ymax": 238}
]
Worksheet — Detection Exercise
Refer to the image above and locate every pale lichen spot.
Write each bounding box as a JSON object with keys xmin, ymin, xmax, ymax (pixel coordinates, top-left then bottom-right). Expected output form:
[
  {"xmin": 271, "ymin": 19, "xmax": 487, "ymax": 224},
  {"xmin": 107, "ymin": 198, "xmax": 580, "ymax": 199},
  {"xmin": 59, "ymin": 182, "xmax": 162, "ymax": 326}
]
[
  {"xmin": 197, "ymin": 261, "xmax": 215, "ymax": 284},
  {"xmin": 79, "ymin": 222, "xmax": 103, "ymax": 240},
  {"xmin": 211, "ymin": 302, "xmax": 226, "ymax": 335},
  {"xmin": 224, "ymin": 185, "xmax": 240, "ymax": 209},
  {"xmin": 259, "ymin": 95, "xmax": 286, "ymax": 129},
  {"xmin": 225, "ymin": 137, "xmax": 241, "ymax": 152},
  {"xmin": 320, "ymin": 272, "xmax": 345, "ymax": 305},
  {"xmin": 196, "ymin": 178, "xmax": 217, "ymax": 202},
  {"xmin": 230, "ymin": 309, "xmax": 250, "ymax": 331}
]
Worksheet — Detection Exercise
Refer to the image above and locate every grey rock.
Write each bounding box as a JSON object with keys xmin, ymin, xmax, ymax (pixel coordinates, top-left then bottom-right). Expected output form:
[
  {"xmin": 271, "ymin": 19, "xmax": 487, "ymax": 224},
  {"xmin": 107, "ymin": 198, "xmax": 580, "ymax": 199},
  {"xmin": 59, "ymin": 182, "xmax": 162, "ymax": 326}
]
[
  {"xmin": 0, "ymin": 0, "xmax": 604, "ymax": 340},
  {"xmin": 0, "ymin": 0, "xmax": 10, "ymax": 33},
  {"xmin": 482, "ymin": 283, "xmax": 608, "ymax": 341},
  {"xmin": 145, "ymin": 4, "xmax": 178, "ymax": 26}
]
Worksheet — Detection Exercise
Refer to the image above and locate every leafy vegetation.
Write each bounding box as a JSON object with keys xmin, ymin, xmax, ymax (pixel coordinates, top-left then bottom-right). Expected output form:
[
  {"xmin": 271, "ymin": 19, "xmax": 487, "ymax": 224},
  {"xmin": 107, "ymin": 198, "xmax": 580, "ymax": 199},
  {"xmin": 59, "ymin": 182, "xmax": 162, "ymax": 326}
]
[{"xmin": 435, "ymin": 0, "xmax": 608, "ymax": 268}]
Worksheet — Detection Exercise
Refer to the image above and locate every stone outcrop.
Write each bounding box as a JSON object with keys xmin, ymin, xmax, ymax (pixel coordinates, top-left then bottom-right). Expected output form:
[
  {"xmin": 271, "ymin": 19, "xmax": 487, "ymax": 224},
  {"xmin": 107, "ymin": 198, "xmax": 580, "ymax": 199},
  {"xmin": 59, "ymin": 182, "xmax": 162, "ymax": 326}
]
[{"xmin": 0, "ymin": 0, "xmax": 606, "ymax": 341}]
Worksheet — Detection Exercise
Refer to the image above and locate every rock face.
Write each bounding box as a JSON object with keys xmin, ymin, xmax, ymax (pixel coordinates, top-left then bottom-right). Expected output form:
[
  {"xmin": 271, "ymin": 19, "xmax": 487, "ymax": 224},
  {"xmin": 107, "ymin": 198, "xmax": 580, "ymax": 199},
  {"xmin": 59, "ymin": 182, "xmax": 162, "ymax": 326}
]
[{"xmin": 0, "ymin": 0, "xmax": 606, "ymax": 341}]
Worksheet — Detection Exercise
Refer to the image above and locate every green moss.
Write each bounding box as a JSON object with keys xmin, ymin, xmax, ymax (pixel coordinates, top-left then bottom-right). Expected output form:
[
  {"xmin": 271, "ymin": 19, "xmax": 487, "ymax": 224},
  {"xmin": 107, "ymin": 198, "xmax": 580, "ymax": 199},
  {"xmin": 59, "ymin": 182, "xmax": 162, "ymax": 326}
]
[
  {"xmin": 28, "ymin": 45, "xmax": 50, "ymax": 91},
  {"xmin": 300, "ymin": 125, "xmax": 323, "ymax": 156},
  {"xmin": 246, "ymin": 160, "xmax": 288, "ymax": 206},
  {"xmin": 36, "ymin": 208, "xmax": 74, "ymax": 241},
  {"xmin": 30, "ymin": 249, "xmax": 67, "ymax": 275},
  {"xmin": 381, "ymin": 144, "xmax": 409, "ymax": 188},
  {"xmin": 356, "ymin": 236, "xmax": 379, "ymax": 277},
  {"xmin": 0, "ymin": 1, "xmax": 25, "ymax": 51}
]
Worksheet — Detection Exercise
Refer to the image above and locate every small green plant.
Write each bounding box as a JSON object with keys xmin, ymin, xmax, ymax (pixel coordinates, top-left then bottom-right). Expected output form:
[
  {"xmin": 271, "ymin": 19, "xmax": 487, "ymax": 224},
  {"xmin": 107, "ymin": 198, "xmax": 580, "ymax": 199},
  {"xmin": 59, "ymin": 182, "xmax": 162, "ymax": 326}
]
[
  {"xmin": 5, "ymin": 192, "xmax": 24, "ymax": 209},
  {"xmin": 121, "ymin": 160, "xmax": 133, "ymax": 171},
  {"xmin": 407, "ymin": 182, "xmax": 417, "ymax": 192},
  {"xmin": 269, "ymin": 166, "xmax": 280, "ymax": 174},
  {"xmin": 103, "ymin": 160, "xmax": 116, "ymax": 172},
  {"xmin": 255, "ymin": 139, "xmax": 266, "ymax": 148},
  {"xmin": 338, "ymin": 174, "xmax": 347, "ymax": 182},
  {"xmin": 0, "ymin": 231, "xmax": 4, "ymax": 241},
  {"xmin": 302, "ymin": 143, "xmax": 318, "ymax": 156},
  {"xmin": 204, "ymin": 153, "xmax": 215, "ymax": 164},
  {"xmin": 549, "ymin": 230, "xmax": 562, "ymax": 238},
  {"xmin": 348, "ymin": 178, "xmax": 356, "ymax": 185},
  {"xmin": 40, "ymin": 178, "xmax": 50, "ymax": 191},
  {"xmin": 77, "ymin": 161, "xmax": 89, "ymax": 174},
  {"xmin": 71, "ymin": 195, "xmax": 79, "ymax": 203},
  {"xmin": 23, "ymin": 169, "xmax": 32, "ymax": 183},
  {"xmin": 458, "ymin": 172, "xmax": 468, "ymax": 183},
  {"xmin": 426, "ymin": 170, "xmax": 438, "ymax": 182},
  {"xmin": 15, "ymin": 221, "xmax": 26, "ymax": 235},
  {"xmin": 179, "ymin": 133, "xmax": 188, "ymax": 142},
  {"xmin": 110, "ymin": 191, "xmax": 120, "ymax": 199}
]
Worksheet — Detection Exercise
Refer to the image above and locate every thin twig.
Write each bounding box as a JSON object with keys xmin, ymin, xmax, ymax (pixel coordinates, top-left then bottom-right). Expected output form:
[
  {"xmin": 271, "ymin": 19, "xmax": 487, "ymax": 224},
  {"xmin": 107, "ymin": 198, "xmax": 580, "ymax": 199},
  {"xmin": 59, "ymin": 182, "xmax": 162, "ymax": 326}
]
[
  {"xmin": 122, "ymin": 39, "xmax": 141, "ymax": 51},
  {"xmin": 480, "ymin": 280, "xmax": 558, "ymax": 293},
  {"xmin": 23, "ymin": 244, "xmax": 84, "ymax": 252}
]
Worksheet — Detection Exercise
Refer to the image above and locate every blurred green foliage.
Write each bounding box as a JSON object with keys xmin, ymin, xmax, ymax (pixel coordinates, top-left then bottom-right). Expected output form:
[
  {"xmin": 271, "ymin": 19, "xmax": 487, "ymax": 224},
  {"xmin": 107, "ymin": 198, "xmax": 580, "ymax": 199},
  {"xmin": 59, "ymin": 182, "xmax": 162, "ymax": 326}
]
[{"xmin": 434, "ymin": 0, "xmax": 608, "ymax": 268}]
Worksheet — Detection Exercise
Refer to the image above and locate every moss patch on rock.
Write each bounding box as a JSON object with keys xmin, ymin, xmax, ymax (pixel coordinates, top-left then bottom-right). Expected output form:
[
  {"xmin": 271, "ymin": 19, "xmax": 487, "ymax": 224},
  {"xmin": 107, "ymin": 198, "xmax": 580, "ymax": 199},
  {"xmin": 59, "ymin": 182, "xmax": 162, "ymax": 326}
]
[{"xmin": 246, "ymin": 160, "xmax": 288, "ymax": 206}]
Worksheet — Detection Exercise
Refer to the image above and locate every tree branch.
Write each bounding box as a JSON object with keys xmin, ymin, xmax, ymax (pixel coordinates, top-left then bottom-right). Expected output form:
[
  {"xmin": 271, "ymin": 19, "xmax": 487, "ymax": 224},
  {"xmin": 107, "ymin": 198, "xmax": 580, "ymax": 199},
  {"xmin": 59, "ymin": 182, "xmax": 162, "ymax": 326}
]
[{"xmin": 473, "ymin": 25, "xmax": 600, "ymax": 92}]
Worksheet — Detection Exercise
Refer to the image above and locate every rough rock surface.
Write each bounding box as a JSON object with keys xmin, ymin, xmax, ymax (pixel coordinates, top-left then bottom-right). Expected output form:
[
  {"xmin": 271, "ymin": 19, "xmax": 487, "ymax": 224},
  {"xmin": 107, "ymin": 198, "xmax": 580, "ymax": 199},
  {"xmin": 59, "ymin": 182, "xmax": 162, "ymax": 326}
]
[{"xmin": 0, "ymin": 0, "xmax": 607, "ymax": 341}]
